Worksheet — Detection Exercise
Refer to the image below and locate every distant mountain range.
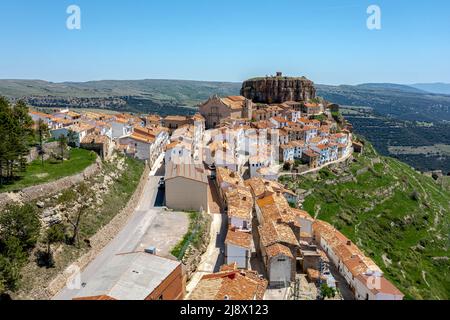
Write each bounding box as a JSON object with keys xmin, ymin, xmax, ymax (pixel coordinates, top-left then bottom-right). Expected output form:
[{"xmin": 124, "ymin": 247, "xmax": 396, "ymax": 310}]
[
  {"xmin": 410, "ymin": 83, "xmax": 450, "ymax": 95},
  {"xmin": 1, "ymin": 78, "xmax": 449, "ymax": 172},
  {"xmin": 353, "ymin": 82, "xmax": 450, "ymax": 95},
  {"xmin": 1, "ymin": 79, "xmax": 449, "ymax": 121}
]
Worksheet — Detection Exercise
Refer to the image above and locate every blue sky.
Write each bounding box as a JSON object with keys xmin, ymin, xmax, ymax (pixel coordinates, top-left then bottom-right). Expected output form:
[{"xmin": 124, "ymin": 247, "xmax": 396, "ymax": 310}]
[{"xmin": 0, "ymin": 0, "xmax": 449, "ymax": 85}]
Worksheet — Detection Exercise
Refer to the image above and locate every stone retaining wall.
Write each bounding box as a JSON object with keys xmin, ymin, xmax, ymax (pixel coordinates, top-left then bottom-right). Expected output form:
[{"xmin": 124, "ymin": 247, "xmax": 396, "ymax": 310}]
[
  {"xmin": 181, "ymin": 212, "xmax": 212, "ymax": 280},
  {"xmin": 46, "ymin": 164, "xmax": 150, "ymax": 298}
]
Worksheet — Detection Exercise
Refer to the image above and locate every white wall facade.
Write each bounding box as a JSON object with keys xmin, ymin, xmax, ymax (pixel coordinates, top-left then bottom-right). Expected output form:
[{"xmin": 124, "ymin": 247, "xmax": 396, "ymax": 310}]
[{"xmin": 225, "ymin": 243, "xmax": 249, "ymax": 269}]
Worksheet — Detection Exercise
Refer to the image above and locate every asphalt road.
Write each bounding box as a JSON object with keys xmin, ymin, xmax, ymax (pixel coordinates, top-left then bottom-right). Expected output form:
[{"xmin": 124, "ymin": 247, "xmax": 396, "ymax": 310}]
[{"xmin": 53, "ymin": 155, "xmax": 189, "ymax": 300}]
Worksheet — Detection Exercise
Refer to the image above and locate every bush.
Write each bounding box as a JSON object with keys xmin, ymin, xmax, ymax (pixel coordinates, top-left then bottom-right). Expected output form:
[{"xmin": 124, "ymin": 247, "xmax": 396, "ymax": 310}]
[{"xmin": 0, "ymin": 204, "xmax": 41, "ymax": 250}]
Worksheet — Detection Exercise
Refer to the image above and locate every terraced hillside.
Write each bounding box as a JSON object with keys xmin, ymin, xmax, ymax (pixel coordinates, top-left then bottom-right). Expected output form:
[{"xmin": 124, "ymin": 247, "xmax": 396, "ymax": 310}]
[{"xmin": 280, "ymin": 143, "xmax": 450, "ymax": 300}]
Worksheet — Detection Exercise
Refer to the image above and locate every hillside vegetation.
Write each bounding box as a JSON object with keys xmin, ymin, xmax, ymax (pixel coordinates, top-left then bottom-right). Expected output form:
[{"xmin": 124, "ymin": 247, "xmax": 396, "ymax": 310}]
[
  {"xmin": 0, "ymin": 148, "xmax": 97, "ymax": 193},
  {"xmin": 280, "ymin": 143, "xmax": 450, "ymax": 300},
  {"xmin": 0, "ymin": 79, "xmax": 241, "ymax": 110}
]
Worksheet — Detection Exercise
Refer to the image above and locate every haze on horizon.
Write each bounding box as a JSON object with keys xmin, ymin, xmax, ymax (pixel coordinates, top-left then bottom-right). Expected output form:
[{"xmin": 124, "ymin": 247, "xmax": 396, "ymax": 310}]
[{"xmin": 1, "ymin": 0, "xmax": 449, "ymax": 85}]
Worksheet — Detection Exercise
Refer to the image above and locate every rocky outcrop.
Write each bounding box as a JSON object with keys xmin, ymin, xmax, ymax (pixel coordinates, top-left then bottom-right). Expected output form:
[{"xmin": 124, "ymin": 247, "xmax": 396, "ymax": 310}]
[{"xmin": 241, "ymin": 74, "xmax": 316, "ymax": 104}]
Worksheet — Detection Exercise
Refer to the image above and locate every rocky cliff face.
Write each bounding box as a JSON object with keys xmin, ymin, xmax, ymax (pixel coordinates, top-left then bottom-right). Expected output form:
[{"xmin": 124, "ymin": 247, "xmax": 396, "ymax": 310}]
[{"xmin": 241, "ymin": 76, "xmax": 316, "ymax": 104}]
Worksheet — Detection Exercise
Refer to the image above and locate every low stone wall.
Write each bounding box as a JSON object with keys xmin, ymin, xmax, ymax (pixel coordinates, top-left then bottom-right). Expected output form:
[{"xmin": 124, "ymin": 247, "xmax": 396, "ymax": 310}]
[
  {"xmin": 26, "ymin": 142, "xmax": 60, "ymax": 163},
  {"xmin": 0, "ymin": 157, "xmax": 102, "ymax": 210},
  {"xmin": 46, "ymin": 164, "xmax": 150, "ymax": 298},
  {"xmin": 181, "ymin": 212, "xmax": 212, "ymax": 280}
]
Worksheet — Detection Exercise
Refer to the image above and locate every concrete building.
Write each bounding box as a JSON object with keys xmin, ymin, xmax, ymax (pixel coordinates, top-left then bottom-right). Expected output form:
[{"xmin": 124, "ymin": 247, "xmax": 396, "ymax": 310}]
[
  {"xmin": 73, "ymin": 252, "xmax": 185, "ymax": 300},
  {"xmin": 165, "ymin": 162, "xmax": 208, "ymax": 212}
]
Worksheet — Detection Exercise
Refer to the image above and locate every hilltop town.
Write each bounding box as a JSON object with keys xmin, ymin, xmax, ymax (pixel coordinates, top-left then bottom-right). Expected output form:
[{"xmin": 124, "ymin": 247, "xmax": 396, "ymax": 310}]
[{"xmin": 1, "ymin": 73, "xmax": 404, "ymax": 301}]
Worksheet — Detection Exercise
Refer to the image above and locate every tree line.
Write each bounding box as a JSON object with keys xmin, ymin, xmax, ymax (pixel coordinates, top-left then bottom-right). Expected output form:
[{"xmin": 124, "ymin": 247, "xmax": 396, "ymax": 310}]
[{"xmin": 0, "ymin": 97, "xmax": 35, "ymax": 185}]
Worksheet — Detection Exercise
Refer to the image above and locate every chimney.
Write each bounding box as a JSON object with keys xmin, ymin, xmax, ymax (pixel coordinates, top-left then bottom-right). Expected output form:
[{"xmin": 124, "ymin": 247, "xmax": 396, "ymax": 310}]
[
  {"xmin": 276, "ymin": 71, "xmax": 283, "ymax": 77},
  {"xmin": 347, "ymin": 240, "xmax": 352, "ymax": 246}
]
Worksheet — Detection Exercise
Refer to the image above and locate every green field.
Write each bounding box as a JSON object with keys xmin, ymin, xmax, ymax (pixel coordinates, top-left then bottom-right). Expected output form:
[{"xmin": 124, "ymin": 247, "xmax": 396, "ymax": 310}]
[
  {"xmin": 0, "ymin": 148, "xmax": 97, "ymax": 192},
  {"xmin": 280, "ymin": 143, "xmax": 450, "ymax": 300}
]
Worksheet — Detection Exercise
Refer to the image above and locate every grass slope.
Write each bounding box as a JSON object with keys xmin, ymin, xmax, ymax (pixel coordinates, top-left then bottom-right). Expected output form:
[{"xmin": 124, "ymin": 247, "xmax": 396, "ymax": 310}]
[
  {"xmin": 280, "ymin": 143, "xmax": 450, "ymax": 300},
  {"xmin": 0, "ymin": 148, "xmax": 97, "ymax": 193}
]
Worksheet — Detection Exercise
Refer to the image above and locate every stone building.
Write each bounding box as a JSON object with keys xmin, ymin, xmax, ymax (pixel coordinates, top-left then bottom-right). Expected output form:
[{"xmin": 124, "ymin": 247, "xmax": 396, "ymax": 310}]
[{"xmin": 199, "ymin": 95, "xmax": 253, "ymax": 129}]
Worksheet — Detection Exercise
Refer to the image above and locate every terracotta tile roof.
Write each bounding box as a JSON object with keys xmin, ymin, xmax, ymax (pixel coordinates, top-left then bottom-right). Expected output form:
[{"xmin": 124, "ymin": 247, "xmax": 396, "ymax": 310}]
[
  {"xmin": 216, "ymin": 167, "xmax": 244, "ymax": 189},
  {"xmin": 245, "ymin": 177, "xmax": 283, "ymax": 199},
  {"xmin": 129, "ymin": 132, "xmax": 155, "ymax": 144},
  {"xmin": 165, "ymin": 141, "xmax": 181, "ymax": 151},
  {"xmin": 356, "ymin": 274, "xmax": 404, "ymax": 297},
  {"xmin": 225, "ymin": 228, "xmax": 252, "ymax": 249},
  {"xmin": 70, "ymin": 123, "xmax": 95, "ymax": 133},
  {"xmin": 312, "ymin": 220, "xmax": 385, "ymax": 280},
  {"xmin": 225, "ymin": 187, "xmax": 253, "ymax": 221},
  {"xmin": 271, "ymin": 116, "xmax": 287, "ymax": 123},
  {"xmin": 30, "ymin": 110, "xmax": 52, "ymax": 119},
  {"xmin": 315, "ymin": 144, "xmax": 329, "ymax": 151},
  {"xmin": 114, "ymin": 117, "xmax": 129, "ymax": 124},
  {"xmin": 258, "ymin": 221, "xmax": 298, "ymax": 249},
  {"xmin": 265, "ymin": 243, "xmax": 293, "ymax": 259},
  {"xmin": 51, "ymin": 117, "xmax": 73, "ymax": 125},
  {"xmin": 256, "ymin": 193, "xmax": 298, "ymax": 225},
  {"xmin": 280, "ymin": 143, "xmax": 294, "ymax": 150},
  {"xmin": 292, "ymin": 209, "xmax": 314, "ymax": 221},
  {"xmin": 302, "ymin": 149, "xmax": 319, "ymax": 158},
  {"xmin": 164, "ymin": 115, "xmax": 189, "ymax": 122},
  {"xmin": 190, "ymin": 266, "xmax": 267, "ymax": 300},
  {"xmin": 220, "ymin": 96, "xmax": 246, "ymax": 110}
]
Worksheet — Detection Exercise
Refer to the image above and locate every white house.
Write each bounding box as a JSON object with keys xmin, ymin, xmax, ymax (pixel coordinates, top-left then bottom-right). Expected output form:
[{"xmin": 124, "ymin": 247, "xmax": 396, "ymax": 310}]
[
  {"xmin": 111, "ymin": 119, "xmax": 133, "ymax": 139},
  {"xmin": 249, "ymin": 154, "xmax": 271, "ymax": 178},
  {"xmin": 270, "ymin": 116, "xmax": 288, "ymax": 129},
  {"xmin": 225, "ymin": 187, "xmax": 253, "ymax": 231},
  {"xmin": 280, "ymin": 144, "xmax": 295, "ymax": 163},
  {"xmin": 165, "ymin": 141, "xmax": 193, "ymax": 165},
  {"xmin": 225, "ymin": 229, "xmax": 252, "ymax": 269},
  {"xmin": 119, "ymin": 132, "xmax": 154, "ymax": 161},
  {"xmin": 50, "ymin": 124, "xmax": 95, "ymax": 147},
  {"xmin": 264, "ymin": 243, "xmax": 295, "ymax": 287},
  {"xmin": 354, "ymin": 274, "xmax": 404, "ymax": 300}
]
